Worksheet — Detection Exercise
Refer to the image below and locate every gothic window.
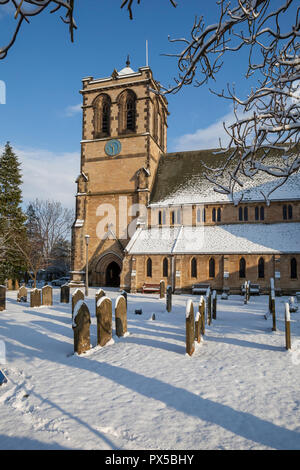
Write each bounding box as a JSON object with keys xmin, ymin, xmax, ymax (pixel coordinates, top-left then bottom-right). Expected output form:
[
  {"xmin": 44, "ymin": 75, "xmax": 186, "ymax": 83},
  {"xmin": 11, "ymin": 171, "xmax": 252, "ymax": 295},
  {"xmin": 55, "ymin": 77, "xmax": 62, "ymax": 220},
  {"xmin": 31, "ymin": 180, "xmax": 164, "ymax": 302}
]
[
  {"xmin": 291, "ymin": 258, "xmax": 297, "ymax": 279},
  {"xmin": 93, "ymin": 94, "xmax": 111, "ymax": 138},
  {"xmin": 158, "ymin": 211, "xmax": 162, "ymax": 225},
  {"xmin": 283, "ymin": 205, "xmax": 287, "ymax": 220},
  {"xmin": 203, "ymin": 208, "xmax": 206, "ymax": 223},
  {"xmin": 217, "ymin": 208, "xmax": 221, "ymax": 222},
  {"xmin": 239, "ymin": 207, "xmax": 243, "ymax": 221},
  {"xmin": 244, "ymin": 207, "xmax": 248, "ymax": 221},
  {"xmin": 147, "ymin": 258, "xmax": 152, "ymax": 277},
  {"xmin": 260, "ymin": 206, "xmax": 265, "ymax": 221},
  {"xmin": 160, "ymin": 111, "xmax": 165, "ymax": 149},
  {"xmin": 258, "ymin": 257, "xmax": 265, "ymax": 278},
  {"xmin": 163, "ymin": 257, "xmax": 168, "ymax": 277},
  {"xmin": 191, "ymin": 258, "xmax": 197, "ymax": 278},
  {"xmin": 255, "ymin": 206, "xmax": 259, "ymax": 221},
  {"xmin": 118, "ymin": 90, "xmax": 136, "ymax": 134},
  {"xmin": 212, "ymin": 208, "xmax": 216, "ymax": 222},
  {"xmin": 171, "ymin": 211, "xmax": 175, "ymax": 225},
  {"xmin": 239, "ymin": 258, "xmax": 246, "ymax": 278},
  {"xmin": 209, "ymin": 258, "xmax": 215, "ymax": 278},
  {"xmin": 288, "ymin": 205, "xmax": 293, "ymax": 220}
]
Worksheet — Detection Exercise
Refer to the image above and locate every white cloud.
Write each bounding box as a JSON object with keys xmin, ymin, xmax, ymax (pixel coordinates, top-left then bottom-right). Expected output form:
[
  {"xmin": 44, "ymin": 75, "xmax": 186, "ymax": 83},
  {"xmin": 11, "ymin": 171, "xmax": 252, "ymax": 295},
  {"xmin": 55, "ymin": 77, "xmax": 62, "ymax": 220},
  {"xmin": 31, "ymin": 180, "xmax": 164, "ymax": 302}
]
[
  {"xmin": 64, "ymin": 103, "xmax": 82, "ymax": 117},
  {"xmin": 1, "ymin": 145, "xmax": 80, "ymax": 208},
  {"xmin": 173, "ymin": 108, "xmax": 237, "ymax": 151}
]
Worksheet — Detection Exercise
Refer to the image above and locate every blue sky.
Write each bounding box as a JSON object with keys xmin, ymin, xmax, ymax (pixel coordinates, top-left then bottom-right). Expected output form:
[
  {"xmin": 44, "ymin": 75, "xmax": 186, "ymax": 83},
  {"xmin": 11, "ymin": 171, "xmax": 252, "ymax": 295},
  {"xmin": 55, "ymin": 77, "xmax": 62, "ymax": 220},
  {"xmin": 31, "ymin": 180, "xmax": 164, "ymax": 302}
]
[{"xmin": 0, "ymin": 0, "xmax": 291, "ymax": 207}]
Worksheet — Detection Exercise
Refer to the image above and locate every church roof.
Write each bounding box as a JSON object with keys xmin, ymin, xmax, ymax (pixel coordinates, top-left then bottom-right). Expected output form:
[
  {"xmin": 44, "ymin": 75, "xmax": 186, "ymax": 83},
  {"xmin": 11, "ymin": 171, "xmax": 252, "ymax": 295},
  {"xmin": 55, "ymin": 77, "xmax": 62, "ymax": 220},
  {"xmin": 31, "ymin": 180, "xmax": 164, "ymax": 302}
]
[
  {"xmin": 150, "ymin": 148, "xmax": 300, "ymax": 206},
  {"xmin": 126, "ymin": 223, "xmax": 300, "ymax": 255}
]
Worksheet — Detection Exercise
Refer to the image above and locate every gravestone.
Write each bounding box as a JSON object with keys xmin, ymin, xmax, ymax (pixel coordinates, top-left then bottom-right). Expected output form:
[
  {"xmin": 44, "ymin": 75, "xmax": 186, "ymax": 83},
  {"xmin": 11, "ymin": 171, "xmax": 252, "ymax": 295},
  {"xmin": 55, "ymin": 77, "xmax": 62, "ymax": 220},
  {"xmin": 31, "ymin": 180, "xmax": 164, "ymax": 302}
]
[
  {"xmin": 14, "ymin": 280, "xmax": 20, "ymax": 290},
  {"xmin": 166, "ymin": 285, "xmax": 172, "ymax": 312},
  {"xmin": 0, "ymin": 285, "xmax": 6, "ymax": 311},
  {"xmin": 95, "ymin": 288, "xmax": 105, "ymax": 312},
  {"xmin": 72, "ymin": 289, "xmax": 84, "ymax": 318},
  {"xmin": 17, "ymin": 285, "xmax": 27, "ymax": 302},
  {"xmin": 42, "ymin": 285, "xmax": 53, "ymax": 306},
  {"xmin": 60, "ymin": 283, "xmax": 70, "ymax": 304},
  {"xmin": 72, "ymin": 301, "xmax": 91, "ymax": 355},
  {"xmin": 186, "ymin": 300, "xmax": 195, "ymax": 356},
  {"xmin": 160, "ymin": 280, "xmax": 165, "ymax": 299},
  {"xmin": 195, "ymin": 310, "xmax": 201, "ymax": 344},
  {"xmin": 30, "ymin": 289, "xmax": 41, "ymax": 308},
  {"xmin": 206, "ymin": 288, "xmax": 212, "ymax": 325},
  {"xmin": 212, "ymin": 290, "xmax": 217, "ymax": 320},
  {"xmin": 6, "ymin": 279, "xmax": 13, "ymax": 291},
  {"xmin": 120, "ymin": 290, "xmax": 127, "ymax": 307},
  {"xmin": 115, "ymin": 295, "xmax": 127, "ymax": 337},
  {"xmin": 96, "ymin": 296, "xmax": 112, "ymax": 347},
  {"xmin": 199, "ymin": 296, "xmax": 205, "ymax": 336}
]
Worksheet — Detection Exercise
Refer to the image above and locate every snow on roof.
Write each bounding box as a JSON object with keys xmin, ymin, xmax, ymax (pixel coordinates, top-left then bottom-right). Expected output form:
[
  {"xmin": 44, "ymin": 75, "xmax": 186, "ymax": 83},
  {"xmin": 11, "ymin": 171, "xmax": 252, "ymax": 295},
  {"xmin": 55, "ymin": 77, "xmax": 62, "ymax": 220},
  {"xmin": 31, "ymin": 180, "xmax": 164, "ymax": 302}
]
[
  {"xmin": 118, "ymin": 66, "xmax": 136, "ymax": 76},
  {"xmin": 126, "ymin": 223, "xmax": 300, "ymax": 255}
]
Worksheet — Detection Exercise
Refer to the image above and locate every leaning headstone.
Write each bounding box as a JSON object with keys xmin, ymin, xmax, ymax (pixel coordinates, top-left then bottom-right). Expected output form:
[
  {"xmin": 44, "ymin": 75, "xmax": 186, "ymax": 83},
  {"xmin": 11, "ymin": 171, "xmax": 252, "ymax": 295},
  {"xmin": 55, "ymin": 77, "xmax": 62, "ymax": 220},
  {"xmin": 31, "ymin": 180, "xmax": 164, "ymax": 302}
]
[
  {"xmin": 186, "ymin": 300, "xmax": 195, "ymax": 356},
  {"xmin": 96, "ymin": 296, "xmax": 112, "ymax": 347},
  {"xmin": 30, "ymin": 288, "xmax": 41, "ymax": 308},
  {"xmin": 17, "ymin": 285, "xmax": 27, "ymax": 302},
  {"xmin": 60, "ymin": 283, "xmax": 70, "ymax": 304},
  {"xmin": 115, "ymin": 295, "xmax": 127, "ymax": 338},
  {"xmin": 95, "ymin": 288, "xmax": 105, "ymax": 312},
  {"xmin": 72, "ymin": 301, "xmax": 91, "ymax": 355},
  {"xmin": 0, "ymin": 286, "xmax": 6, "ymax": 312},
  {"xmin": 42, "ymin": 285, "xmax": 53, "ymax": 306},
  {"xmin": 160, "ymin": 280, "xmax": 165, "ymax": 299},
  {"xmin": 166, "ymin": 285, "xmax": 172, "ymax": 312},
  {"xmin": 72, "ymin": 289, "xmax": 84, "ymax": 318}
]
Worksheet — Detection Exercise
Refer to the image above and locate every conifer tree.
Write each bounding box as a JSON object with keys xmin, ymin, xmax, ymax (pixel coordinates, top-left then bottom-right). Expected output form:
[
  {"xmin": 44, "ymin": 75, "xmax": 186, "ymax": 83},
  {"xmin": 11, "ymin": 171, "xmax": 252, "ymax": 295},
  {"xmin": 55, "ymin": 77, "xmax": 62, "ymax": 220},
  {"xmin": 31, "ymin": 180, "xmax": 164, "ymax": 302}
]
[{"xmin": 0, "ymin": 142, "xmax": 26, "ymax": 283}]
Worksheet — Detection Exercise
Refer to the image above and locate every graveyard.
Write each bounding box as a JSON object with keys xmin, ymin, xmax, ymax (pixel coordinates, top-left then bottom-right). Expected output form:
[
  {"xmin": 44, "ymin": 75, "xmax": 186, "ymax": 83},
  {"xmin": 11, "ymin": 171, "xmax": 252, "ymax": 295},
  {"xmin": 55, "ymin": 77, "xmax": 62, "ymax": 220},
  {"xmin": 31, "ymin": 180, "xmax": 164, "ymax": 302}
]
[{"xmin": 0, "ymin": 285, "xmax": 300, "ymax": 450}]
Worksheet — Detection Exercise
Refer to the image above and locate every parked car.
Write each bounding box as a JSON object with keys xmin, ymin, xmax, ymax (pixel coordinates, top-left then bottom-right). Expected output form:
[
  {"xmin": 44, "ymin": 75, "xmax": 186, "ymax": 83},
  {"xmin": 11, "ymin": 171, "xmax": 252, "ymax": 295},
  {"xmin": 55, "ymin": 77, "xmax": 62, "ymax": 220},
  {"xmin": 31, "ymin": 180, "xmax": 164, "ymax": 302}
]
[{"xmin": 51, "ymin": 277, "xmax": 70, "ymax": 286}]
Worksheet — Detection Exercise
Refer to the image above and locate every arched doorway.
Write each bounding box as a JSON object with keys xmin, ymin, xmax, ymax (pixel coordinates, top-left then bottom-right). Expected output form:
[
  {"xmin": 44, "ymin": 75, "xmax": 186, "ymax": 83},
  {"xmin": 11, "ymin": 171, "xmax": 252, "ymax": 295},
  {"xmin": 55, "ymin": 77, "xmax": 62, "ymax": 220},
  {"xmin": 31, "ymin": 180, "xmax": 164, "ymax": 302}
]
[{"xmin": 105, "ymin": 261, "xmax": 121, "ymax": 287}]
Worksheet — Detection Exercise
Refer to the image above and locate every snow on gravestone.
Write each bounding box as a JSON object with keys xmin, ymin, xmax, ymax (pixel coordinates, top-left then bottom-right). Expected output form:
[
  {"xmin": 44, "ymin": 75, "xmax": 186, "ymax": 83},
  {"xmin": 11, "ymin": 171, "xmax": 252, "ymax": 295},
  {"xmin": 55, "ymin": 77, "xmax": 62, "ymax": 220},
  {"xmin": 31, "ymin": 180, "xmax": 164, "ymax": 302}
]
[
  {"xmin": 160, "ymin": 280, "xmax": 165, "ymax": 299},
  {"xmin": 166, "ymin": 285, "xmax": 172, "ymax": 312},
  {"xmin": 30, "ymin": 288, "xmax": 41, "ymax": 308},
  {"xmin": 60, "ymin": 283, "xmax": 70, "ymax": 304},
  {"xmin": 42, "ymin": 285, "xmax": 53, "ymax": 306},
  {"xmin": 17, "ymin": 285, "xmax": 27, "ymax": 302},
  {"xmin": 95, "ymin": 288, "xmax": 105, "ymax": 313},
  {"xmin": 0, "ymin": 285, "xmax": 6, "ymax": 311},
  {"xmin": 115, "ymin": 295, "xmax": 127, "ymax": 338},
  {"xmin": 72, "ymin": 289, "xmax": 84, "ymax": 318},
  {"xmin": 96, "ymin": 296, "xmax": 112, "ymax": 347},
  {"xmin": 72, "ymin": 300, "xmax": 91, "ymax": 355},
  {"xmin": 186, "ymin": 299, "xmax": 195, "ymax": 356}
]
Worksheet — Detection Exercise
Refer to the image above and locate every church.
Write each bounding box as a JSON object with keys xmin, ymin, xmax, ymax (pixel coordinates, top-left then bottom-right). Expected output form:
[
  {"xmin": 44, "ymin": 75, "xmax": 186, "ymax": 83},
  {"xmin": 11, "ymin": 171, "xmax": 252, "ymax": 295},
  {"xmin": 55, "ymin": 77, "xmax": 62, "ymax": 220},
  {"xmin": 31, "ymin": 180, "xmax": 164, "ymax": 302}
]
[{"xmin": 70, "ymin": 61, "xmax": 300, "ymax": 295}]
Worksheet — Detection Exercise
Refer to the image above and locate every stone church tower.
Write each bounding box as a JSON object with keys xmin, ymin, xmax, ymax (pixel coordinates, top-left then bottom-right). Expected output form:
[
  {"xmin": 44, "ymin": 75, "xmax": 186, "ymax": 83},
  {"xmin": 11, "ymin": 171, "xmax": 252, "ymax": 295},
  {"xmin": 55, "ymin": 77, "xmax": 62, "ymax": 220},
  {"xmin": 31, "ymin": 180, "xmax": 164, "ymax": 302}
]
[{"xmin": 70, "ymin": 60, "xmax": 168, "ymax": 288}]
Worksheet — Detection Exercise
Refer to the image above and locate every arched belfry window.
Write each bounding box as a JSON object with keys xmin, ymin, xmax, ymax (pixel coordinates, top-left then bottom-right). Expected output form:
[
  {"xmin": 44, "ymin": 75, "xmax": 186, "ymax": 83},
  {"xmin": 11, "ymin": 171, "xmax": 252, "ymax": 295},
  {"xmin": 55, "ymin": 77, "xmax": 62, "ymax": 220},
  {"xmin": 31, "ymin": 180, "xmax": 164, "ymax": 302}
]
[
  {"xmin": 239, "ymin": 258, "xmax": 246, "ymax": 278},
  {"xmin": 163, "ymin": 258, "xmax": 168, "ymax": 277},
  {"xmin": 147, "ymin": 258, "xmax": 152, "ymax": 278},
  {"xmin": 209, "ymin": 258, "xmax": 215, "ymax": 278},
  {"xmin": 93, "ymin": 94, "xmax": 111, "ymax": 138},
  {"xmin": 291, "ymin": 258, "xmax": 297, "ymax": 279},
  {"xmin": 258, "ymin": 257, "xmax": 265, "ymax": 278},
  {"xmin": 118, "ymin": 89, "xmax": 136, "ymax": 134},
  {"xmin": 191, "ymin": 258, "xmax": 197, "ymax": 278}
]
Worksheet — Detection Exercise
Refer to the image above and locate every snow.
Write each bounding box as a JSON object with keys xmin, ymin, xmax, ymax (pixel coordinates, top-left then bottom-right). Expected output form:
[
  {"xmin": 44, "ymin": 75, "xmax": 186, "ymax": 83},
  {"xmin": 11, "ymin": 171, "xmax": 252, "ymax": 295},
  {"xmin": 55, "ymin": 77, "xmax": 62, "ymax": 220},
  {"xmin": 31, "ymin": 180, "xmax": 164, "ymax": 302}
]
[
  {"xmin": 0, "ymin": 287, "xmax": 300, "ymax": 450},
  {"xmin": 96, "ymin": 295, "xmax": 110, "ymax": 309},
  {"xmin": 72, "ymin": 300, "xmax": 85, "ymax": 326},
  {"xmin": 126, "ymin": 223, "xmax": 300, "ymax": 255}
]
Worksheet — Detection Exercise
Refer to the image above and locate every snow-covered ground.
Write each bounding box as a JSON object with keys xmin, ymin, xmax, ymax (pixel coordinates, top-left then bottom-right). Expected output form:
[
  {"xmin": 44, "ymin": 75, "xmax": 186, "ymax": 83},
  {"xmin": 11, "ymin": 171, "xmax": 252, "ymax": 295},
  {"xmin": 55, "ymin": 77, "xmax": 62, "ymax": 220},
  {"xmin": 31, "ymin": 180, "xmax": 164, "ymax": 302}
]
[{"xmin": 0, "ymin": 288, "xmax": 299, "ymax": 450}]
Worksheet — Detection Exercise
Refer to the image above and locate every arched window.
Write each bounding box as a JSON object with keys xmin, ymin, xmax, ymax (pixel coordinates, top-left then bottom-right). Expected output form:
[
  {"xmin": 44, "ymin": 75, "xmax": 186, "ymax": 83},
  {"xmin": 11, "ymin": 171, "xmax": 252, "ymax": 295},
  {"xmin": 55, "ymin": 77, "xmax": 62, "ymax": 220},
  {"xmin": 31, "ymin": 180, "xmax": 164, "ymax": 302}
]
[
  {"xmin": 217, "ymin": 208, "xmax": 221, "ymax": 222},
  {"xmin": 209, "ymin": 258, "xmax": 215, "ymax": 278},
  {"xmin": 288, "ymin": 205, "xmax": 293, "ymax": 220},
  {"xmin": 239, "ymin": 258, "xmax": 246, "ymax": 278},
  {"xmin": 212, "ymin": 208, "xmax": 216, "ymax": 222},
  {"xmin": 260, "ymin": 206, "xmax": 265, "ymax": 221},
  {"xmin": 171, "ymin": 211, "xmax": 175, "ymax": 225},
  {"xmin": 203, "ymin": 208, "xmax": 206, "ymax": 223},
  {"xmin": 118, "ymin": 90, "xmax": 136, "ymax": 134},
  {"xmin": 258, "ymin": 257, "xmax": 265, "ymax": 278},
  {"xmin": 239, "ymin": 207, "xmax": 243, "ymax": 221},
  {"xmin": 191, "ymin": 257, "xmax": 197, "ymax": 278},
  {"xmin": 147, "ymin": 258, "xmax": 152, "ymax": 277},
  {"xmin": 163, "ymin": 257, "xmax": 168, "ymax": 277},
  {"xmin": 158, "ymin": 211, "xmax": 162, "ymax": 225},
  {"xmin": 93, "ymin": 94, "xmax": 111, "ymax": 138},
  {"xmin": 153, "ymin": 99, "xmax": 158, "ymax": 142},
  {"xmin": 197, "ymin": 208, "xmax": 201, "ymax": 223},
  {"xmin": 283, "ymin": 205, "xmax": 287, "ymax": 220},
  {"xmin": 291, "ymin": 258, "xmax": 297, "ymax": 279},
  {"xmin": 255, "ymin": 206, "xmax": 259, "ymax": 221},
  {"xmin": 244, "ymin": 207, "xmax": 248, "ymax": 221},
  {"xmin": 160, "ymin": 111, "xmax": 165, "ymax": 149}
]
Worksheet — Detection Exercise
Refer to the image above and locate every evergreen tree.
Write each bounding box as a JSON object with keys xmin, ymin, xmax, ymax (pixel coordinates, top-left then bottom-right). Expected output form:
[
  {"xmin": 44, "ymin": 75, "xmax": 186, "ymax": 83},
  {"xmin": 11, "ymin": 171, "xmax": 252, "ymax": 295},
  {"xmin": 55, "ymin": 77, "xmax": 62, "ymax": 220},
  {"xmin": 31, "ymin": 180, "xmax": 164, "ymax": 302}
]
[{"xmin": 0, "ymin": 142, "xmax": 27, "ymax": 283}]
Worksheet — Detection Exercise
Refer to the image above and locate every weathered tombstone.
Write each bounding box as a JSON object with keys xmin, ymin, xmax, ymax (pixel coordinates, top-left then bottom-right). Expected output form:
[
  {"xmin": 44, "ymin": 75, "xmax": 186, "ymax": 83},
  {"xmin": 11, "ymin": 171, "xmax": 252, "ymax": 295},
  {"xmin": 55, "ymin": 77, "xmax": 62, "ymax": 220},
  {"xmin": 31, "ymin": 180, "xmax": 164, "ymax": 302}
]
[
  {"xmin": 206, "ymin": 287, "xmax": 212, "ymax": 325},
  {"xmin": 72, "ymin": 301, "xmax": 91, "ymax": 355},
  {"xmin": 60, "ymin": 283, "xmax": 70, "ymax": 304},
  {"xmin": 95, "ymin": 288, "xmax": 105, "ymax": 312},
  {"xmin": 42, "ymin": 285, "xmax": 53, "ymax": 306},
  {"xmin": 0, "ymin": 286, "xmax": 6, "ymax": 312},
  {"xmin": 115, "ymin": 295, "xmax": 127, "ymax": 338},
  {"xmin": 271, "ymin": 294, "xmax": 276, "ymax": 331},
  {"xmin": 166, "ymin": 285, "xmax": 172, "ymax": 312},
  {"xmin": 186, "ymin": 299, "xmax": 195, "ymax": 356},
  {"xmin": 17, "ymin": 285, "xmax": 27, "ymax": 302},
  {"xmin": 96, "ymin": 296, "xmax": 112, "ymax": 347},
  {"xmin": 212, "ymin": 290, "xmax": 217, "ymax": 320},
  {"xmin": 285, "ymin": 303, "xmax": 291, "ymax": 350},
  {"xmin": 199, "ymin": 296, "xmax": 205, "ymax": 336},
  {"xmin": 195, "ymin": 309, "xmax": 201, "ymax": 343},
  {"xmin": 72, "ymin": 289, "xmax": 84, "ymax": 318},
  {"xmin": 7, "ymin": 279, "xmax": 13, "ymax": 291},
  {"xmin": 120, "ymin": 289, "xmax": 127, "ymax": 306},
  {"xmin": 160, "ymin": 280, "xmax": 165, "ymax": 299},
  {"xmin": 244, "ymin": 281, "xmax": 248, "ymax": 304},
  {"xmin": 30, "ymin": 288, "xmax": 41, "ymax": 308}
]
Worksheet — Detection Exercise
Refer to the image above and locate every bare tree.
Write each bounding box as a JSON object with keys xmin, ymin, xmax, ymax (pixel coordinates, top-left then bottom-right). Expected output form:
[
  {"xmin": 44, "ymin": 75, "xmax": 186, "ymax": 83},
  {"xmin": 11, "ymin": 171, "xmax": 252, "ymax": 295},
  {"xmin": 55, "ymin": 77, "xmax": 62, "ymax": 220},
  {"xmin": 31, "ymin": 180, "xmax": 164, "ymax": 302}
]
[{"xmin": 161, "ymin": 0, "xmax": 300, "ymax": 203}]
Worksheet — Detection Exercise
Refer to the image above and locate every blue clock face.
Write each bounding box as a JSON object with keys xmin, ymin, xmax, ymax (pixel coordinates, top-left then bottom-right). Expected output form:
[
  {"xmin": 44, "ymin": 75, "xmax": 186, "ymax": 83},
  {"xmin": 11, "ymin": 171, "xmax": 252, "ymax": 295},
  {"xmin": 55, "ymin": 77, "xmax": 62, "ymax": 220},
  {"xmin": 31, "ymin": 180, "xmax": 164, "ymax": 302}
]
[{"xmin": 105, "ymin": 139, "xmax": 122, "ymax": 156}]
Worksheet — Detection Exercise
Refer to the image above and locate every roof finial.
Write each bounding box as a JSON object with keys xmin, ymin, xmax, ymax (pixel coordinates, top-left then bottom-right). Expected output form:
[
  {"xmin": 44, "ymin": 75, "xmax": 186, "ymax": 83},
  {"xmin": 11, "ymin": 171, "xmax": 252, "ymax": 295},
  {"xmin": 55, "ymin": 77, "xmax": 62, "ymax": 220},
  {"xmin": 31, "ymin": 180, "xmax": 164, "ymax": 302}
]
[{"xmin": 126, "ymin": 55, "xmax": 130, "ymax": 67}]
